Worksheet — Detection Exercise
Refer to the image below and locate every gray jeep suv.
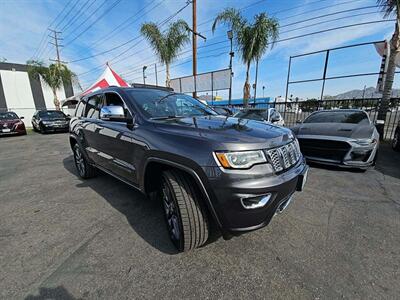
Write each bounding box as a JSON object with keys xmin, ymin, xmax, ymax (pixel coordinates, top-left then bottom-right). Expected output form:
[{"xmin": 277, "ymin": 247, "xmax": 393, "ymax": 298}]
[{"xmin": 69, "ymin": 86, "xmax": 308, "ymax": 251}]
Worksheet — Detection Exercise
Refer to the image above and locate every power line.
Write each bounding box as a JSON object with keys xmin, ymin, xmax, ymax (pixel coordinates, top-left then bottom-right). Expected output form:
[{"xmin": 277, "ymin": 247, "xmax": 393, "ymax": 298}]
[
  {"xmin": 280, "ymin": 11, "xmax": 379, "ymax": 34},
  {"xmin": 90, "ymin": 0, "xmax": 163, "ymax": 48},
  {"xmin": 69, "ymin": 0, "xmax": 189, "ymax": 63},
  {"xmin": 31, "ymin": 0, "xmax": 75, "ymax": 60},
  {"xmin": 280, "ymin": 5, "xmax": 383, "ymax": 28},
  {"xmin": 63, "ymin": 0, "xmax": 123, "ymax": 47},
  {"xmin": 61, "ymin": 0, "xmax": 96, "ymax": 32},
  {"xmin": 54, "ymin": 0, "xmax": 80, "ymax": 29}
]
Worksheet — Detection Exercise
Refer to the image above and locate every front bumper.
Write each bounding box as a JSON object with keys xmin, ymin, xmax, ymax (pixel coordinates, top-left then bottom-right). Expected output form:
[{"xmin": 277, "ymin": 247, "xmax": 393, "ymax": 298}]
[
  {"xmin": 203, "ymin": 159, "xmax": 308, "ymax": 234},
  {"xmin": 297, "ymin": 135, "xmax": 378, "ymax": 169},
  {"xmin": 42, "ymin": 123, "xmax": 69, "ymax": 132}
]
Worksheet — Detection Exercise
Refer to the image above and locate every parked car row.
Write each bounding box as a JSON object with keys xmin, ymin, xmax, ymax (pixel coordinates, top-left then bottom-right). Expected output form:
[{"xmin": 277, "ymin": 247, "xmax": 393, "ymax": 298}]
[{"xmin": 0, "ymin": 109, "xmax": 70, "ymax": 137}]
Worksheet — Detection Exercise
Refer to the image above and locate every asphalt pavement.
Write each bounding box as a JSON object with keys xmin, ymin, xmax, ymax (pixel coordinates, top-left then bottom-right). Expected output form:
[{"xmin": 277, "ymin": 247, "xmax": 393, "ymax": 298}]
[{"xmin": 0, "ymin": 132, "xmax": 399, "ymax": 299}]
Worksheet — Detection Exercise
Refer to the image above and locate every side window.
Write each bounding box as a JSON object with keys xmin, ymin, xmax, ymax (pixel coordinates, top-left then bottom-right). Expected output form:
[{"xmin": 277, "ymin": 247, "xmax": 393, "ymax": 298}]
[
  {"xmin": 104, "ymin": 92, "xmax": 132, "ymax": 119},
  {"xmin": 84, "ymin": 95, "xmax": 103, "ymax": 119},
  {"xmin": 75, "ymin": 100, "xmax": 86, "ymax": 117}
]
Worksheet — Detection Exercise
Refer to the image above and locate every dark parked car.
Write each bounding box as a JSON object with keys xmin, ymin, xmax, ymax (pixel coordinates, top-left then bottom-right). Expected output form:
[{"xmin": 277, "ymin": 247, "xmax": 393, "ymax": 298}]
[
  {"xmin": 234, "ymin": 108, "xmax": 285, "ymax": 126},
  {"xmin": 32, "ymin": 110, "xmax": 70, "ymax": 133},
  {"xmin": 291, "ymin": 109, "xmax": 379, "ymax": 169},
  {"xmin": 69, "ymin": 87, "xmax": 308, "ymax": 251},
  {"xmin": 392, "ymin": 119, "xmax": 400, "ymax": 151},
  {"xmin": 0, "ymin": 111, "xmax": 26, "ymax": 136}
]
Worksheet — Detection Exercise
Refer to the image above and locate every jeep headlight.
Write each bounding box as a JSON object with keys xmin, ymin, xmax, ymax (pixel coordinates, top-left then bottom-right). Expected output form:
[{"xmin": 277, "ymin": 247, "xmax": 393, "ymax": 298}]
[{"xmin": 215, "ymin": 150, "xmax": 267, "ymax": 169}]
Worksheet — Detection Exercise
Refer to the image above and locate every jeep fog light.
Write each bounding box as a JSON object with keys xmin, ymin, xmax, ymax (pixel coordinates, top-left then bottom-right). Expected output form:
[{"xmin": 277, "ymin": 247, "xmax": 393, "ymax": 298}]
[{"xmin": 241, "ymin": 194, "xmax": 272, "ymax": 209}]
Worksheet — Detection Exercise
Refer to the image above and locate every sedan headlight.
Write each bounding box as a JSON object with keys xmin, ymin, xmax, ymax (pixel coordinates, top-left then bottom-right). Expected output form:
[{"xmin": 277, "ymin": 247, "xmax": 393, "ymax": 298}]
[
  {"xmin": 350, "ymin": 138, "xmax": 377, "ymax": 147},
  {"xmin": 215, "ymin": 150, "xmax": 267, "ymax": 169}
]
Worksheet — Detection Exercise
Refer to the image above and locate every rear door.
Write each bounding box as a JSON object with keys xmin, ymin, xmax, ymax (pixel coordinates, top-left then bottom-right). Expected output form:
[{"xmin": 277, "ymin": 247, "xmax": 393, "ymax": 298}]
[{"xmin": 80, "ymin": 94, "xmax": 105, "ymax": 165}]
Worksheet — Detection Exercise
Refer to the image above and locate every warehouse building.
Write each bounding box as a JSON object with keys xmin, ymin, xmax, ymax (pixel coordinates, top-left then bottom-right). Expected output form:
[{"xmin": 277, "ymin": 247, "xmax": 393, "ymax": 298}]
[{"xmin": 0, "ymin": 62, "xmax": 74, "ymax": 126}]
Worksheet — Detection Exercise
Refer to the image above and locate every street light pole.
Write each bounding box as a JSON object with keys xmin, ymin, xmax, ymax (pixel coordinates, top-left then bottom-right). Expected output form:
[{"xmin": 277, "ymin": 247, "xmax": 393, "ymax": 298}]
[
  {"xmin": 227, "ymin": 30, "xmax": 234, "ymax": 105},
  {"xmin": 253, "ymin": 59, "xmax": 259, "ymax": 100},
  {"xmin": 192, "ymin": 0, "xmax": 197, "ymax": 98},
  {"xmin": 143, "ymin": 66, "xmax": 147, "ymax": 85},
  {"xmin": 154, "ymin": 63, "xmax": 158, "ymax": 86}
]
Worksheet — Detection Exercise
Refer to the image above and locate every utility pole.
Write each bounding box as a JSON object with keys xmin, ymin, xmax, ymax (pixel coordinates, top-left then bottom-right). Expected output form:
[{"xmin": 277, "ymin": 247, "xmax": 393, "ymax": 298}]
[
  {"xmin": 192, "ymin": 0, "xmax": 197, "ymax": 98},
  {"xmin": 143, "ymin": 66, "xmax": 147, "ymax": 85},
  {"xmin": 48, "ymin": 29, "xmax": 65, "ymax": 65},
  {"xmin": 227, "ymin": 30, "xmax": 234, "ymax": 105},
  {"xmin": 154, "ymin": 63, "xmax": 158, "ymax": 86}
]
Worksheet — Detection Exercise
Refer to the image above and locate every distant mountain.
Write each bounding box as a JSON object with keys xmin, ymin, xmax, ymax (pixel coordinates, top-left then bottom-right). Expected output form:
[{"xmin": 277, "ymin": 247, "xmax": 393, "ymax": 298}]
[{"xmin": 328, "ymin": 87, "xmax": 400, "ymax": 99}]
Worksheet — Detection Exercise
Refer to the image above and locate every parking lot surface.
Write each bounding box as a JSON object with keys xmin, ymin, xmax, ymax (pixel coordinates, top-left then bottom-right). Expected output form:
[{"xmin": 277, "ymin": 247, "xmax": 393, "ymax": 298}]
[{"xmin": 1, "ymin": 133, "xmax": 399, "ymax": 299}]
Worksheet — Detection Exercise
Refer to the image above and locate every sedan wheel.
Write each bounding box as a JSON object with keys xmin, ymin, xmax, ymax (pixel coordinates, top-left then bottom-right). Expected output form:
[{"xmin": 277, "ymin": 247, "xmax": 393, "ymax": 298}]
[{"xmin": 393, "ymin": 131, "xmax": 400, "ymax": 151}]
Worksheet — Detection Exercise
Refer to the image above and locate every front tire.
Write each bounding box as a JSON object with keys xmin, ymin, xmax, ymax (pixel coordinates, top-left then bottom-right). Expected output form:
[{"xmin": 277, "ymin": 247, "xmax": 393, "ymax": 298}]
[
  {"xmin": 72, "ymin": 144, "xmax": 96, "ymax": 179},
  {"xmin": 392, "ymin": 130, "xmax": 400, "ymax": 151},
  {"xmin": 160, "ymin": 170, "xmax": 209, "ymax": 252}
]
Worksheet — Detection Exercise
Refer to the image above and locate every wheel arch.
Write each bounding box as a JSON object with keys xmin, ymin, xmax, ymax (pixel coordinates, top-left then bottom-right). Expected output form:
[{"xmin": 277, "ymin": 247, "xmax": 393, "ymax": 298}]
[{"xmin": 142, "ymin": 157, "xmax": 223, "ymax": 229}]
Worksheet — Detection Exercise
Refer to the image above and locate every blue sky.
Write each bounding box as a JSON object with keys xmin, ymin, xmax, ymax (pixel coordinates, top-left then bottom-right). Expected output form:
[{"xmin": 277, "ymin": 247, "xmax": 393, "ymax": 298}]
[{"xmin": 0, "ymin": 0, "xmax": 397, "ymax": 99}]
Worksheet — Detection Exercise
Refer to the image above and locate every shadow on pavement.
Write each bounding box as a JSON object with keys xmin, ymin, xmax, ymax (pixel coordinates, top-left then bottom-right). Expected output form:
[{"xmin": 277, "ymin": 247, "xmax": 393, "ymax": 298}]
[
  {"xmin": 25, "ymin": 286, "xmax": 78, "ymax": 300},
  {"xmin": 375, "ymin": 143, "xmax": 400, "ymax": 179},
  {"xmin": 62, "ymin": 155, "xmax": 178, "ymax": 255}
]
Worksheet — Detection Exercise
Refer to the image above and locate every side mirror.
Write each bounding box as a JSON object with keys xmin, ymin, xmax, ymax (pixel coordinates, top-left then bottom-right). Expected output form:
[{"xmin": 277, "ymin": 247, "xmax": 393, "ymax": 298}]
[
  {"xmin": 271, "ymin": 116, "xmax": 280, "ymax": 123},
  {"xmin": 296, "ymin": 119, "xmax": 302, "ymax": 124},
  {"xmin": 20, "ymin": 116, "xmax": 24, "ymax": 119},
  {"xmin": 100, "ymin": 105, "xmax": 126, "ymax": 122}
]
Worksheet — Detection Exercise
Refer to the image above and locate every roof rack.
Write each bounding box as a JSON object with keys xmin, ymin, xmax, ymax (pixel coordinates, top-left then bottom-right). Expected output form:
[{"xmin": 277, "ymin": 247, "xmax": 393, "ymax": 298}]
[{"xmin": 130, "ymin": 83, "xmax": 174, "ymax": 92}]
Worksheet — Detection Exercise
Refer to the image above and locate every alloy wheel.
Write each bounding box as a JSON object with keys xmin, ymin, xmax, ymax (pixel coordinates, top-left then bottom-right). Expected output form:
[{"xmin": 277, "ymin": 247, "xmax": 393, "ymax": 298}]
[
  {"xmin": 74, "ymin": 146, "xmax": 85, "ymax": 176},
  {"xmin": 161, "ymin": 179, "xmax": 181, "ymax": 243}
]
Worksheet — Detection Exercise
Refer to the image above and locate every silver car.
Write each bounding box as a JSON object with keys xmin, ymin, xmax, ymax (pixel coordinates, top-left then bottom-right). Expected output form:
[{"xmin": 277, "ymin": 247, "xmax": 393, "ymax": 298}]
[{"xmin": 291, "ymin": 109, "xmax": 379, "ymax": 169}]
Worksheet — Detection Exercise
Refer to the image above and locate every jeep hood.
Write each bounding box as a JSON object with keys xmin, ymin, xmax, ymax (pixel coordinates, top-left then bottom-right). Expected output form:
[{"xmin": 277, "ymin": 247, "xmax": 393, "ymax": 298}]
[{"xmin": 151, "ymin": 115, "xmax": 293, "ymax": 149}]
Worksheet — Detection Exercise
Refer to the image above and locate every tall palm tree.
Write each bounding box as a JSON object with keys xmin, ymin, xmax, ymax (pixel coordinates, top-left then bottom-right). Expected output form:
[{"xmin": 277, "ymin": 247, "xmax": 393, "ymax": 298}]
[
  {"xmin": 141, "ymin": 20, "xmax": 190, "ymax": 87},
  {"xmin": 212, "ymin": 8, "xmax": 279, "ymax": 106},
  {"xmin": 27, "ymin": 60, "xmax": 74, "ymax": 110},
  {"xmin": 377, "ymin": 0, "xmax": 400, "ymax": 137}
]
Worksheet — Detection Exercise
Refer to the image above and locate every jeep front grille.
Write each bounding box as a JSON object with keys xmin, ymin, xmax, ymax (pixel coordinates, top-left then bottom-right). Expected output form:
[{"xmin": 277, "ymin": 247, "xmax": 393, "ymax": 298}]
[{"xmin": 265, "ymin": 140, "xmax": 301, "ymax": 172}]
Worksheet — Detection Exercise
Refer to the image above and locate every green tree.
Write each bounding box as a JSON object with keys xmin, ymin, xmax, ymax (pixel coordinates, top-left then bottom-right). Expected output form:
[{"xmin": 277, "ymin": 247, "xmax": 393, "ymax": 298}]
[
  {"xmin": 140, "ymin": 20, "xmax": 190, "ymax": 87},
  {"xmin": 27, "ymin": 60, "xmax": 74, "ymax": 110},
  {"xmin": 377, "ymin": 0, "xmax": 400, "ymax": 135},
  {"xmin": 212, "ymin": 8, "xmax": 279, "ymax": 106}
]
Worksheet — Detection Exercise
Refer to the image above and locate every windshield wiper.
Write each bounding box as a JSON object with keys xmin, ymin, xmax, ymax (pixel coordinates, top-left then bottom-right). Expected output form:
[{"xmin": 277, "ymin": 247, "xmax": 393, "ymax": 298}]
[
  {"xmin": 156, "ymin": 92, "xmax": 178, "ymax": 103},
  {"xmin": 150, "ymin": 115, "xmax": 184, "ymax": 120}
]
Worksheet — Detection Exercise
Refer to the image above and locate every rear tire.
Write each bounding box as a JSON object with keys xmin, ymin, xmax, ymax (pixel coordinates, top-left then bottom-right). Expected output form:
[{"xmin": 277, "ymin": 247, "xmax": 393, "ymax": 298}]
[
  {"xmin": 392, "ymin": 130, "xmax": 400, "ymax": 151},
  {"xmin": 160, "ymin": 169, "xmax": 209, "ymax": 252},
  {"xmin": 72, "ymin": 143, "xmax": 97, "ymax": 179}
]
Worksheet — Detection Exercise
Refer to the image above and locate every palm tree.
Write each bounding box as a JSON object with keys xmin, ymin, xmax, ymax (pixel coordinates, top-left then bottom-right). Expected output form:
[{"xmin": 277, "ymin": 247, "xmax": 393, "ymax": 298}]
[
  {"xmin": 377, "ymin": 0, "xmax": 400, "ymax": 137},
  {"xmin": 27, "ymin": 60, "xmax": 74, "ymax": 110},
  {"xmin": 140, "ymin": 20, "xmax": 190, "ymax": 87},
  {"xmin": 212, "ymin": 8, "xmax": 279, "ymax": 106}
]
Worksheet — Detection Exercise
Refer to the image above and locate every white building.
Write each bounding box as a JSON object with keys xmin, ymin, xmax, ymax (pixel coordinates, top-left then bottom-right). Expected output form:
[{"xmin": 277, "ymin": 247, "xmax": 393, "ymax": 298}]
[{"xmin": 0, "ymin": 62, "xmax": 74, "ymax": 127}]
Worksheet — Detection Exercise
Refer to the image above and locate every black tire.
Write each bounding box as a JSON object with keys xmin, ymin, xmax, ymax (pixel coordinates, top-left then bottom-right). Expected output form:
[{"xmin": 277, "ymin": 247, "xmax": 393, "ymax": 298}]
[
  {"xmin": 392, "ymin": 130, "xmax": 400, "ymax": 151},
  {"xmin": 32, "ymin": 123, "xmax": 37, "ymax": 132},
  {"xmin": 39, "ymin": 123, "xmax": 46, "ymax": 134},
  {"xmin": 160, "ymin": 169, "xmax": 209, "ymax": 252},
  {"xmin": 72, "ymin": 143, "xmax": 97, "ymax": 179}
]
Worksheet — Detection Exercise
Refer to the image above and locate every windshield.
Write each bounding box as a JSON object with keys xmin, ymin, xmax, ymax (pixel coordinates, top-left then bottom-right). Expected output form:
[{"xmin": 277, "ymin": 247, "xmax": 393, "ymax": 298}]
[
  {"xmin": 304, "ymin": 111, "xmax": 369, "ymax": 124},
  {"xmin": 128, "ymin": 90, "xmax": 217, "ymax": 119},
  {"xmin": 0, "ymin": 112, "xmax": 18, "ymax": 120},
  {"xmin": 234, "ymin": 110, "xmax": 268, "ymax": 121},
  {"xmin": 38, "ymin": 111, "xmax": 66, "ymax": 119}
]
